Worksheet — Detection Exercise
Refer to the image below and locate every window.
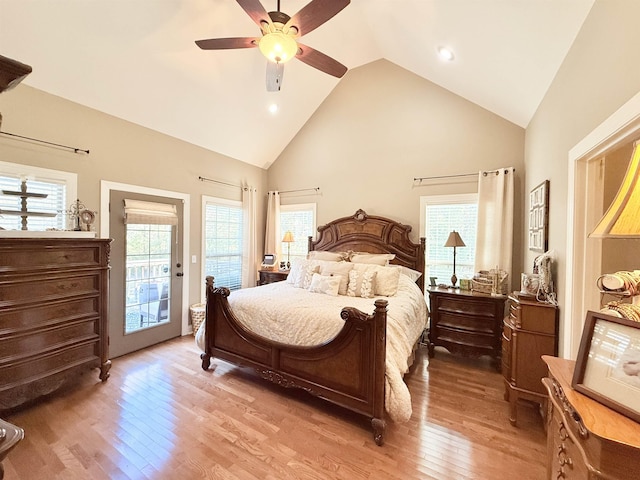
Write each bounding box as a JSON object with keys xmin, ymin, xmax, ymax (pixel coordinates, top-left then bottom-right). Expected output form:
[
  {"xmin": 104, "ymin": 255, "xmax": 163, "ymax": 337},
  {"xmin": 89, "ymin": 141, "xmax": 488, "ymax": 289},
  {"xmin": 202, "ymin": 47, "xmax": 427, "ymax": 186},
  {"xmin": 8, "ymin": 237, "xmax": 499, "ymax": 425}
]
[
  {"xmin": 0, "ymin": 161, "xmax": 77, "ymax": 231},
  {"xmin": 421, "ymin": 194, "xmax": 478, "ymax": 286},
  {"xmin": 280, "ymin": 203, "xmax": 316, "ymax": 265},
  {"xmin": 202, "ymin": 196, "xmax": 243, "ymax": 291}
]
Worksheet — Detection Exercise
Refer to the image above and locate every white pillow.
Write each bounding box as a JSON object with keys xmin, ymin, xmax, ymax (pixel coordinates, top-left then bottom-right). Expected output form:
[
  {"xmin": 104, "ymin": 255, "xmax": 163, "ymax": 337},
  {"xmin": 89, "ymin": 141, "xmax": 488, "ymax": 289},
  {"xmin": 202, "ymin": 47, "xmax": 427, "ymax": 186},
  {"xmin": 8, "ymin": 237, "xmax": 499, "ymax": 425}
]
[
  {"xmin": 319, "ymin": 261, "xmax": 354, "ymax": 295},
  {"xmin": 349, "ymin": 252, "xmax": 396, "ymax": 266},
  {"xmin": 347, "ymin": 268, "xmax": 377, "ymax": 298},
  {"xmin": 287, "ymin": 258, "xmax": 319, "ymax": 289},
  {"xmin": 308, "ymin": 273, "xmax": 340, "ymax": 296},
  {"xmin": 307, "ymin": 250, "xmax": 348, "ymax": 262},
  {"xmin": 398, "ymin": 265, "xmax": 423, "ymax": 283},
  {"xmin": 373, "ymin": 265, "xmax": 401, "ymax": 296}
]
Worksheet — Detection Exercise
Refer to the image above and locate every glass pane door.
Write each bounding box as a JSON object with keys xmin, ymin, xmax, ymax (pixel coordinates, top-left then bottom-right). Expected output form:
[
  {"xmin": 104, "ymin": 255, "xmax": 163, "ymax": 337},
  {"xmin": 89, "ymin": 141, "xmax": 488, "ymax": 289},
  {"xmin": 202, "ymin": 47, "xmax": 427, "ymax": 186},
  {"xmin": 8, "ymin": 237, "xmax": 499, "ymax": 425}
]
[{"xmin": 125, "ymin": 223, "xmax": 172, "ymax": 334}]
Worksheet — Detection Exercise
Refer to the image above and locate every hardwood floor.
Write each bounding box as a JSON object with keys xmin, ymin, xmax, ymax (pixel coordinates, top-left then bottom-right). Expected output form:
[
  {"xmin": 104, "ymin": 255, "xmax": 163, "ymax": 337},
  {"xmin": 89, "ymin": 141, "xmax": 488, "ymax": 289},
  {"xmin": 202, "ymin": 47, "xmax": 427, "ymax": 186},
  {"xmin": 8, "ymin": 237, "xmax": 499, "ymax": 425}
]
[{"xmin": 2, "ymin": 336, "xmax": 547, "ymax": 479}]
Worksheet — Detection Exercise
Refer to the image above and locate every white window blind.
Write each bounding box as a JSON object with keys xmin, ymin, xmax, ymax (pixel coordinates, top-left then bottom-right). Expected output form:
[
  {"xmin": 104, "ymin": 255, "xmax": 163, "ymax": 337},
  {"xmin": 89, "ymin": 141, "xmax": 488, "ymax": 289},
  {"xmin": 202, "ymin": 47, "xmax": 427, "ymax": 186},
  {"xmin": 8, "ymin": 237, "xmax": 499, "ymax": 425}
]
[
  {"xmin": 280, "ymin": 203, "xmax": 316, "ymax": 264},
  {"xmin": 0, "ymin": 172, "xmax": 68, "ymax": 231},
  {"xmin": 422, "ymin": 194, "xmax": 478, "ymax": 286},
  {"xmin": 203, "ymin": 197, "xmax": 243, "ymax": 291},
  {"xmin": 124, "ymin": 199, "xmax": 178, "ymax": 225}
]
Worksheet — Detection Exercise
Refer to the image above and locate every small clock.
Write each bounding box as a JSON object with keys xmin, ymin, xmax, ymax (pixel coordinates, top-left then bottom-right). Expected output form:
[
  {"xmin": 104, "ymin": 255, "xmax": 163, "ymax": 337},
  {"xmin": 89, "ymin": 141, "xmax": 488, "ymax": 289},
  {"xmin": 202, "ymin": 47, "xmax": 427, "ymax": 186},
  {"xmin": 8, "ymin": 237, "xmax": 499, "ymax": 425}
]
[{"xmin": 79, "ymin": 209, "xmax": 96, "ymax": 230}]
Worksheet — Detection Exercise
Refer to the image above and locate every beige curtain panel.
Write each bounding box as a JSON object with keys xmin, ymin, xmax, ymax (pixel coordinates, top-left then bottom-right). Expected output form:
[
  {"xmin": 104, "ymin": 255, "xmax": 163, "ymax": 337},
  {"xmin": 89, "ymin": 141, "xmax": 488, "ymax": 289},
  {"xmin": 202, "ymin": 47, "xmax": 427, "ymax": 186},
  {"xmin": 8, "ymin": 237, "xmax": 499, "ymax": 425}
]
[{"xmin": 474, "ymin": 167, "xmax": 515, "ymax": 286}]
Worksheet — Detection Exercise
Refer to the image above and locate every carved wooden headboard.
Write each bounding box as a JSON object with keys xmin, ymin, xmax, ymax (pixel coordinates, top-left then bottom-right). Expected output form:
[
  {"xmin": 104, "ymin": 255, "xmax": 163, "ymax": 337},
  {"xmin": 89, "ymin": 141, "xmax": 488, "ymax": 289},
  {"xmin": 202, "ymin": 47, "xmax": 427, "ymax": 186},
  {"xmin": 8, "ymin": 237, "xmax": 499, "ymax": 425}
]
[{"xmin": 308, "ymin": 209, "xmax": 426, "ymax": 292}]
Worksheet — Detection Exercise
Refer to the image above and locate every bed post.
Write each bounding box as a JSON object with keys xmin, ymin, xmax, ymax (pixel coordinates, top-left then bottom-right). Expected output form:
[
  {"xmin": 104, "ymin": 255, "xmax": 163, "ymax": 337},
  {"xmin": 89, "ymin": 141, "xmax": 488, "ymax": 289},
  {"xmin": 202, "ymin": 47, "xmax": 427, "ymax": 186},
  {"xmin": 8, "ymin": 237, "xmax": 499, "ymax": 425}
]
[
  {"xmin": 200, "ymin": 276, "xmax": 215, "ymax": 370},
  {"xmin": 372, "ymin": 299, "xmax": 387, "ymax": 446}
]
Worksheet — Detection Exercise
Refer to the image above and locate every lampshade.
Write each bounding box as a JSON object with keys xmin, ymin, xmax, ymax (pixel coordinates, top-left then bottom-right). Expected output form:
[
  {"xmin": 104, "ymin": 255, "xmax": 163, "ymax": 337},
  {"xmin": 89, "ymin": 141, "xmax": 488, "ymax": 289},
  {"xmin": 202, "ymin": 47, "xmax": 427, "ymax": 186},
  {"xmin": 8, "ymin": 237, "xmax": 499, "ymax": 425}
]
[
  {"xmin": 258, "ymin": 32, "xmax": 298, "ymax": 63},
  {"xmin": 282, "ymin": 231, "xmax": 294, "ymax": 243},
  {"xmin": 590, "ymin": 142, "xmax": 640, "ymax": 238},
  {"xmin": 444, "ymin": 231, "xmax": 466, "ymax": 248}
]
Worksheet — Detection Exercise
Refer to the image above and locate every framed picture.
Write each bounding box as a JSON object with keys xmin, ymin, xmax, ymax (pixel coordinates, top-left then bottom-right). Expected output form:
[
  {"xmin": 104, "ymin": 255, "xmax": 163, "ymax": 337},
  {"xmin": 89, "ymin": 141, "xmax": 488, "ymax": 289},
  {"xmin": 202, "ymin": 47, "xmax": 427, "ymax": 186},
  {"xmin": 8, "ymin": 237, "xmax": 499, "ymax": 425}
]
[
  {"xmin": 528, "ymin": 180, "xmax": 549, "ymax": 252},
  {"xmin": 572, "ymin": 310, "xmax": 640, "ymax": 423}
]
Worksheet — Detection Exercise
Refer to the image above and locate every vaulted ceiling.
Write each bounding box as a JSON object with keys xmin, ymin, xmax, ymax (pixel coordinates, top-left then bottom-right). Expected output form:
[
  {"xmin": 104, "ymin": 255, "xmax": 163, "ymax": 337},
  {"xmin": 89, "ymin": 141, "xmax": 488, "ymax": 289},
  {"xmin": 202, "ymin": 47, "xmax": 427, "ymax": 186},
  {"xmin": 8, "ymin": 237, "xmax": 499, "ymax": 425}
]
[{"xmin": 0, "ymin": 0, "xmax": 594, "ymax": 168}]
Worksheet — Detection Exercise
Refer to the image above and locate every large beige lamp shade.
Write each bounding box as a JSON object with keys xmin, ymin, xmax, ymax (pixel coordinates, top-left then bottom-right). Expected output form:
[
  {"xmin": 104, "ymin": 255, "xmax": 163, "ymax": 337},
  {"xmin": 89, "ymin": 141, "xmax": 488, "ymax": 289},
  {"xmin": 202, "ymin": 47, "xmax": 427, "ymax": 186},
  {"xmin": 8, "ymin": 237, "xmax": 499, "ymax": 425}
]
[
  {"xmin": 591, "ymin": 142, "xmax": 640, "ymax": 238},
  {"xmin": 444, "ymin": 231, "xmax": 466, "ymax": 287}
]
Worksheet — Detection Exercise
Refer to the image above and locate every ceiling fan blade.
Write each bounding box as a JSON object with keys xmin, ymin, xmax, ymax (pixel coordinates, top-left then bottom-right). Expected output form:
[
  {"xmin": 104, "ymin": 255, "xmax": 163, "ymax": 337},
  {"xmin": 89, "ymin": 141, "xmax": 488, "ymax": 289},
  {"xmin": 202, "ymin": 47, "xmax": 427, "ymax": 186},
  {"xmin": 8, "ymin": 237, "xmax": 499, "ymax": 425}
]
[
  {"xmin": 195, "ymin": 37, "xmax": 258, "ymax": 50},
  {"xmin": 236, "ymin": 0, "xmax": 272, "ymax": 29},
  {"xmin": 266, "ymin": 61, "xmax": 284, "ymax": 92},
  {"xmin": 286, "ymin": 0, "xmax": 350, "ymax": 37},
  {"xmin": 296, "ymin": 43, "xmax": 347, "ymax": 78}
]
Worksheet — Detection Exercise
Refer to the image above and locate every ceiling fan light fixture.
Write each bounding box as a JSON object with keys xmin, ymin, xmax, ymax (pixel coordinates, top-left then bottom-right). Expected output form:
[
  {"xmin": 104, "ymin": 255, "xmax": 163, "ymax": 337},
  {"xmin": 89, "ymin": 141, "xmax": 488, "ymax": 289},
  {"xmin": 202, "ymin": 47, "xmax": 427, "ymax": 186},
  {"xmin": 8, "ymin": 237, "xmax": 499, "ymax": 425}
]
[{"xmin": 259, "ymin": 31, "xmax": 298, "ymax": 63}]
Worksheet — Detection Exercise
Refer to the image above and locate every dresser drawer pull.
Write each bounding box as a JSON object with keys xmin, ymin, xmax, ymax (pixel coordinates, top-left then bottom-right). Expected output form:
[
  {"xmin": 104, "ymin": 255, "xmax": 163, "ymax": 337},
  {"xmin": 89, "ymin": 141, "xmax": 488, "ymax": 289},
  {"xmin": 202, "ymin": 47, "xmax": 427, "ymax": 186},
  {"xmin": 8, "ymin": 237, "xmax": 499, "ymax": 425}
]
[{"xmin": 558, "ymin": 423, "xmax": 568, "ymax": 441}]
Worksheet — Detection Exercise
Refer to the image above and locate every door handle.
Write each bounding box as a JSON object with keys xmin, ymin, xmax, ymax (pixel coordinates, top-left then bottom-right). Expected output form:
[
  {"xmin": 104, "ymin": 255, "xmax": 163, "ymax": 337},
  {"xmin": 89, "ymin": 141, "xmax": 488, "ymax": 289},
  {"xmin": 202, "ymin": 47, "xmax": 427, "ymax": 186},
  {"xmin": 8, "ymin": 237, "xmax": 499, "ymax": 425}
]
[{"xmin": 176, "ymin": 272, "xmax": 184, "ymax": 277}]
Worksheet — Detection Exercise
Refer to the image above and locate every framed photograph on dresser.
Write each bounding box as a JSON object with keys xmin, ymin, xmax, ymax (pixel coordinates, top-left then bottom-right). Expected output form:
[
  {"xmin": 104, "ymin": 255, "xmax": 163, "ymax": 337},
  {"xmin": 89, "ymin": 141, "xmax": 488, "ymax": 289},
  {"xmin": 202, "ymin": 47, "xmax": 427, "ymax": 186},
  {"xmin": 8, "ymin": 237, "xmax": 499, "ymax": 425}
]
[{"xmin": 572, "ymin": 310, "xmax": 640, "ymax": 423}]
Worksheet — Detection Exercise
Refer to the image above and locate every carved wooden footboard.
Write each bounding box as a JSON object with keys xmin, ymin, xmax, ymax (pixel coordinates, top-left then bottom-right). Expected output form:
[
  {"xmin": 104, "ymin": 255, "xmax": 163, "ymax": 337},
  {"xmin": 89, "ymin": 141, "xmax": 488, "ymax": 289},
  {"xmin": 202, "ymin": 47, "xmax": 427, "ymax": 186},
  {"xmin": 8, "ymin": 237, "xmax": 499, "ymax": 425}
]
[
  {"xmin": 201, "ymin": 276, "xmax": 388, "ymax": 445},
  {"xmin": 200, "ymin": 209, "xmax": 425, "ymax": 446}
]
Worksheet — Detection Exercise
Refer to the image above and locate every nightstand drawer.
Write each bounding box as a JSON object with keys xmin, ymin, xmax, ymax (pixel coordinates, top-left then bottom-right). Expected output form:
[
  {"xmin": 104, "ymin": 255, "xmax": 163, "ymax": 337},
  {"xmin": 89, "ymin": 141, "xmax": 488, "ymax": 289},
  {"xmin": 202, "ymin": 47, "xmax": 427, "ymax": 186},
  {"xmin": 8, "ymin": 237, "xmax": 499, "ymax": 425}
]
[{"xmin": 259, "ymin": 270, "xmax": 289, "ymax": 285}]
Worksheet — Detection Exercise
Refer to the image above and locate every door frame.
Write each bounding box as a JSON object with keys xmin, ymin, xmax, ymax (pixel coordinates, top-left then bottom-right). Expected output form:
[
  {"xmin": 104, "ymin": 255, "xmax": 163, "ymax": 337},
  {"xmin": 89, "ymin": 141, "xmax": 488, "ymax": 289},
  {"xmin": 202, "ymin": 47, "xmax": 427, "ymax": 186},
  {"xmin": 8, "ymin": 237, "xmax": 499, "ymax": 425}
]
[
  {"xmin": 565, "ymin": 90, "xmax": 640, "ymax": 359},
  {"xmin": 100, "ymin": 181, "xmax": 191, "ymax": 336}
]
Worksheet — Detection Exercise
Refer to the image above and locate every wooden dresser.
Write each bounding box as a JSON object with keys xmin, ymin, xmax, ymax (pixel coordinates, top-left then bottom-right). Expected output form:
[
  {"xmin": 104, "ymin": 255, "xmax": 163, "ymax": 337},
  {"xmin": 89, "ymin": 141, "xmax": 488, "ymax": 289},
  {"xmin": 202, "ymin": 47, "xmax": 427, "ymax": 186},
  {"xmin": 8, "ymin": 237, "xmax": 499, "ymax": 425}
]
[
  {"xmin": 0, "ymin": 237, "xmax": 111, "ymax": 410},
  {"xmin": 427, "ymin": 287, "xmax": 507, "ymax": 369},
  {"xmin": 503, "ymin": 293, "xmax": 558, "ymax": 426},
  {"xmin": 542, "ymin": 356, "xmax": 640, "ymax": 480}
]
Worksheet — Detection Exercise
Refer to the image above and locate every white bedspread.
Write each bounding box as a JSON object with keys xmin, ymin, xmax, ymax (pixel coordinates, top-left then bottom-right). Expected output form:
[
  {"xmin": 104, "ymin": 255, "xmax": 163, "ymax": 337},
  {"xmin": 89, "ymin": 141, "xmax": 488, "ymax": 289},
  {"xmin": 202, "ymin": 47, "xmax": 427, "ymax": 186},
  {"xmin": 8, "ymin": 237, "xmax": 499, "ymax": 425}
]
[{"xmin": 196, "ymin": 274, "xmax": 428, "ymax": 423}]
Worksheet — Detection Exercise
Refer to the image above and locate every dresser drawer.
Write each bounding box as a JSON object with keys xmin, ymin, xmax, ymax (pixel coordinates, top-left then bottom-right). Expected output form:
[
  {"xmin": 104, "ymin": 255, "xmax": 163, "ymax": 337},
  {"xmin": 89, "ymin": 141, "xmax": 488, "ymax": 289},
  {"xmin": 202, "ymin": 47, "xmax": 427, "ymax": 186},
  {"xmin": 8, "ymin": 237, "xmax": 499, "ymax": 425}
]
[
  {"xmin": 0, "ymin": 273, "xmax": 100, "ymax": 304},
  {"xmin": 438, "ymin": 311, "xmax": 498, "ymax": 335},
  {"xmin": 0, "ymin": 319, "xmax": 99, "ymax": 359},
  {"xmin": 0, "ymin": 244, "xmax": 103, "ymax": 272},
  {"xmin": 0, "ymin": 342, "xmax": 99, "ymax": 385},
  {"xmin": 436, "ymin": 326, "xmax": 497, "ymax": 349},
  {"xmin": 438, "ymin": 296, "xmax": 497, "ymax": 317},
  {"xmin": 0, "ymin": 297, "xmax": 100, "ymax": 331}
]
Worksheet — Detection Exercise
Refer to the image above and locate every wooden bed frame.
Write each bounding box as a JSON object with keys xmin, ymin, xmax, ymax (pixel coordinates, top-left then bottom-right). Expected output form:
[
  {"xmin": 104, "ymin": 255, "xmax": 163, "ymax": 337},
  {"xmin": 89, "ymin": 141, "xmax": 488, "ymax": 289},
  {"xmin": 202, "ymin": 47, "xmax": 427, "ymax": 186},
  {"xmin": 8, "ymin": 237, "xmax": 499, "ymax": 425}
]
[{"xmin": 200, "ymin": 209, "xmax": 425, "ymax": 445}]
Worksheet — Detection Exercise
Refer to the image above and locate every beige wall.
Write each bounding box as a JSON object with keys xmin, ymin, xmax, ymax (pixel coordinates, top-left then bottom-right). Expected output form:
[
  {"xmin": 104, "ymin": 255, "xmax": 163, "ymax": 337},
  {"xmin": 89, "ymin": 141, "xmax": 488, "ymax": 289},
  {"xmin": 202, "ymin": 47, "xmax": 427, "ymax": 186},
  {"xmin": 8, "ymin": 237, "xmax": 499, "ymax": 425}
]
[
  {"xmin": 524, "ymin": 0, "xmax": 640, "ymax": 355},
  {"xmin": 0, "ymin": 85, "xmax": 267, "ymax": 308},
  {"xmin": 268, "ymin": 59, "xmax": 526, "ymax": 283}
]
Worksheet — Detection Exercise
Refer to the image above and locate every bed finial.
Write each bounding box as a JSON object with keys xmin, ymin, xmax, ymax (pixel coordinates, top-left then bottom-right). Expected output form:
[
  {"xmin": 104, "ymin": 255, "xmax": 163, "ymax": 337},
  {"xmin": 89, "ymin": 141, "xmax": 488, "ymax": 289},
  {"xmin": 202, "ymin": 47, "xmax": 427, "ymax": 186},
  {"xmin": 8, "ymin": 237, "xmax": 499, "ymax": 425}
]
[{"xmin": 354, "ymin": 209, "xmax": 368, "ymax": 222}]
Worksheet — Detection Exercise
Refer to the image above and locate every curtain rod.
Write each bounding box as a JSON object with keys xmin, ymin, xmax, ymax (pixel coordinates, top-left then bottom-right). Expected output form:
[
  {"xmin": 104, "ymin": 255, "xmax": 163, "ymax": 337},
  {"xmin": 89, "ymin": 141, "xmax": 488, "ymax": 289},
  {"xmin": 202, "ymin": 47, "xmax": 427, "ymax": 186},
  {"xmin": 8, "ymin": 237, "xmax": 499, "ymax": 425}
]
[
  {"xmin": 414, "ymin": 168, "xmax": 515, "ymax": 183},
  {"xmin": 279, "ymin": 187, "xmax": 321, "ymax": 195},
  {"xmin": 198, "ymin": 176, "xmax": 240, "ymax": 188},
  {"xmin": 0, "ymin": 130, "xmax": 90, "ymax": 154}
]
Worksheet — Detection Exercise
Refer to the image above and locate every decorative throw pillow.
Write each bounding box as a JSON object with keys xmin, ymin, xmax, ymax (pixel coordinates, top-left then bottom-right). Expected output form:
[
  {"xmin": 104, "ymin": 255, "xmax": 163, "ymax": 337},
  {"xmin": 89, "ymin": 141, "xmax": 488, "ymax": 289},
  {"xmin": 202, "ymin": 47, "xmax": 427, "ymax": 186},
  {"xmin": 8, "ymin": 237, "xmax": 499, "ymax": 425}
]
[
  {"xmin": 347, "ymin": 268, "xmax": 377, "ymax": 298},
  {"xmin": 308, "ymin": 273, "xmax": 341, "ymax": 296},
  {"xmin": 373, "ymin": 265, "xmax": 401, "ymax": 296},
  {"xmin": 287, "ymin": 258, "xmax": 319, "ymax": 289},
  {"xmin": 307, "ymin": 250, "xmax": 348, "ymax": 262},
  {"xmin": 319, "ymin": 261, "xmax": 354, "ymax": 295},
  {"xmin": 349, "ymin": 252, "xmax": 396, "ymax": 266}
]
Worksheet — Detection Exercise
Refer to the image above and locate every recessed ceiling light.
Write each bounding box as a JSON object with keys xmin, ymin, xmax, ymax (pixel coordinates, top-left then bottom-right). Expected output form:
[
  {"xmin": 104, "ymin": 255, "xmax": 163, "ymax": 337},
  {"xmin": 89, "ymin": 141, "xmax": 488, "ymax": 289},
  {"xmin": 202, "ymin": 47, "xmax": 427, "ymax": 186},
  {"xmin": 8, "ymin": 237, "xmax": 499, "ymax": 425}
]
[
  {"xmin": 437, "ymin": 46, "xmax": 455, "ymax": 61},
  {"xmin": 268, "ymin": 103, "xmax": 278, "ymax": 114}
]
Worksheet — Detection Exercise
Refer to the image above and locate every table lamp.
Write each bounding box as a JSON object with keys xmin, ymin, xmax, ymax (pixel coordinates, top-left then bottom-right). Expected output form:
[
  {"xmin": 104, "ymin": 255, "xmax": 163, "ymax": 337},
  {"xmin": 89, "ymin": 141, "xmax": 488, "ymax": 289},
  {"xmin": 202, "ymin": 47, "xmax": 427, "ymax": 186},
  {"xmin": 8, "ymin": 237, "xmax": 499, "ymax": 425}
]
[
  {"xmin": 590, "ymin": 141, "xmax": 640, "ymax": 238},
  {"xmin": 444, "ymin": 230, "xmax": 466, "ymax": 287},
  {"xmin": 282, "ymin": 231, "xmax": 294, "ymax": 269}
]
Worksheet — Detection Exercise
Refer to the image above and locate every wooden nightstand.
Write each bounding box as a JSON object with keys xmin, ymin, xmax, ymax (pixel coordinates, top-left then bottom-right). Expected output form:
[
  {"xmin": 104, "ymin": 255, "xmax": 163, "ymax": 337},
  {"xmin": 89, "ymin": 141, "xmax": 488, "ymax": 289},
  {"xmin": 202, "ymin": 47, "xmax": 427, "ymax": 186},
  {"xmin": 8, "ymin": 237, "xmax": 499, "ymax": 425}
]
[
  {"xmin": 258, "ymin": 269, "xmax": 289, "ymax": 285},
  {"xmin": 428, "ymin": 287, "xmax": 507, "ymax": 369}
]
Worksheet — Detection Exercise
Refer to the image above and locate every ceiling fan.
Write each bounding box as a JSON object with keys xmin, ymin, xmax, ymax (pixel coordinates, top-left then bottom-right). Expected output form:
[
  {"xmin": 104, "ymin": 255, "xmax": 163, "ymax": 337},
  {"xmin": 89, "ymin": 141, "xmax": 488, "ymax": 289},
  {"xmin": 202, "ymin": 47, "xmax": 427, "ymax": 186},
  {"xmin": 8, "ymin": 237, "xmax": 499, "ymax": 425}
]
[{"xmin": 195, "ymin": 0, "xmax": 350, "ymax": 91}]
